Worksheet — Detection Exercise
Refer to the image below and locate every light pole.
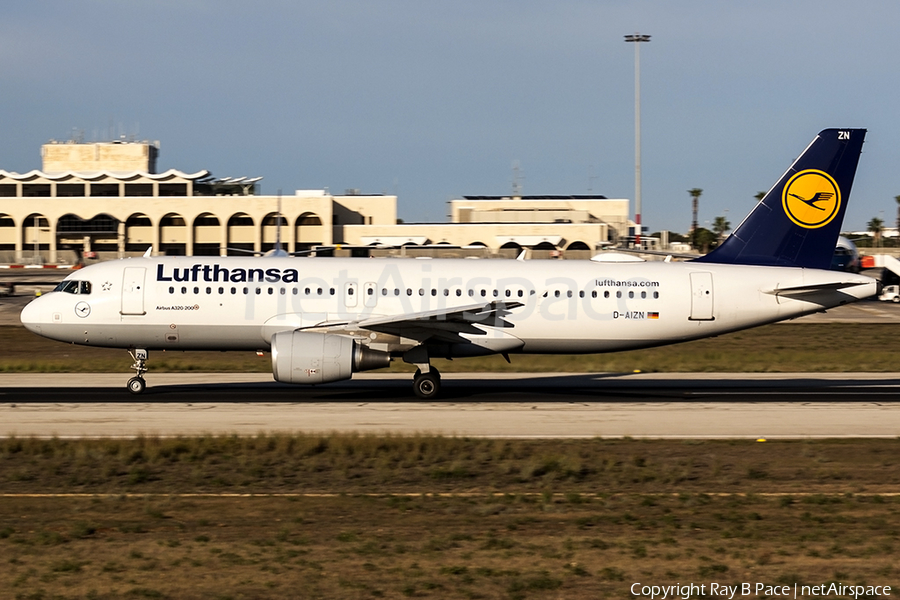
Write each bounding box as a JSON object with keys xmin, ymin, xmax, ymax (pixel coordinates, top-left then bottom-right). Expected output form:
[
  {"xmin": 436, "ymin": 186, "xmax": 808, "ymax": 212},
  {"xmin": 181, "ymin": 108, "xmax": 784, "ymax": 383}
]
[{"xmin": 625, "ymin": 33, "xmax": 650, "ymax": 248}]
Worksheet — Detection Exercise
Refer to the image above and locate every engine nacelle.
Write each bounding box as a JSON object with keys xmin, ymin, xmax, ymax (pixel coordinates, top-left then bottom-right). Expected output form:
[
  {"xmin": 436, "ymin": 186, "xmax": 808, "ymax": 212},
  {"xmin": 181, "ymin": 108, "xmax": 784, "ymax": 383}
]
[{"xmin": 271, "ymin": 331, "xmax": 390, "ymax": 384}]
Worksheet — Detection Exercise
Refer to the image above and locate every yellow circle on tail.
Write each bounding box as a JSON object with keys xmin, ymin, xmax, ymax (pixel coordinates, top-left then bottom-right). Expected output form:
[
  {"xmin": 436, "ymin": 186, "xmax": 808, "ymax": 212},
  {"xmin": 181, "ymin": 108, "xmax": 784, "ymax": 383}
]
[{"xmin": 782, "ymin": 169, "xmax": 841, "ymax": 229}]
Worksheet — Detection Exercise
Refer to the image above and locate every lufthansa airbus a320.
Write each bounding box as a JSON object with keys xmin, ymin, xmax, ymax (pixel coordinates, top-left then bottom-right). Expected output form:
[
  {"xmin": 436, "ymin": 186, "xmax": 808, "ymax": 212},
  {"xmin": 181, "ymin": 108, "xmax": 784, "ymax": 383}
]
[{"xmin": 20, "ymin": 129, "xmax": 877, "ymax": 398}]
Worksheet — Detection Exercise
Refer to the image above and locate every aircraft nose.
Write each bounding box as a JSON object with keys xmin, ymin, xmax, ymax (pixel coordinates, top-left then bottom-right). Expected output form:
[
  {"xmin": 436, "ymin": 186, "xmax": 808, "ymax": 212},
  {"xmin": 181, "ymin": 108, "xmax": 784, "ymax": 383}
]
[{"xmin": 20, "ymin": 298, "xmax": 44, "ymax": 335}]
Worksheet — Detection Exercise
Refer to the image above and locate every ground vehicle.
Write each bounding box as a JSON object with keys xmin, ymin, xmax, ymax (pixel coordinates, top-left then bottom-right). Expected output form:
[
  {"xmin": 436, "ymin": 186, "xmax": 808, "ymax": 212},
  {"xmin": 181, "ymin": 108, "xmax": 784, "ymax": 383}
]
[{"xmin": 879, "ymin": 285, "xmax": 900, "ymax": 302}]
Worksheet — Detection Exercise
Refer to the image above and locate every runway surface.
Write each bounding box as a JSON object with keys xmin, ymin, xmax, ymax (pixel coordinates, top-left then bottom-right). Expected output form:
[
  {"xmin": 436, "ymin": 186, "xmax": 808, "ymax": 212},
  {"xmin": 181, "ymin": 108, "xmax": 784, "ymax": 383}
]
[{"xmin": 4, "ymin": 372, "xmax": 900, "ymax": 438}]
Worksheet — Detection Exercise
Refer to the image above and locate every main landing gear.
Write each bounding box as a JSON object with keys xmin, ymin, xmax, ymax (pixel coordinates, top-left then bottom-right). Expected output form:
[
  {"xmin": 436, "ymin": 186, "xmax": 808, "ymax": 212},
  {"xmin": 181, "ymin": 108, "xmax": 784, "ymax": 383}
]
[
  {"xmin": 412, "ymin": 366, "xmax": 441, "ymax": 399},
  {"xmin": 127, "ymin": 349, "xmax": 149, "ymax": 395}
]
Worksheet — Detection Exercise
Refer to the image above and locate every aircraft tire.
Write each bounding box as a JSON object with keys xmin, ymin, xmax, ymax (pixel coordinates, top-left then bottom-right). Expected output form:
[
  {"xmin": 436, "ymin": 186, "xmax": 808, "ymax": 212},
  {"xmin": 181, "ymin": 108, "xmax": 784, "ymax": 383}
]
[
  {"xmin": 413, "ymin": 372, "xmax": 440, "ymax": 399},
  {"xmin": 127, "ymin": 377, "xmax": 146, "ymax": 395},
  {"xmin": 893, "ymin": 296, "xmax": 900, "ymax": 304}
]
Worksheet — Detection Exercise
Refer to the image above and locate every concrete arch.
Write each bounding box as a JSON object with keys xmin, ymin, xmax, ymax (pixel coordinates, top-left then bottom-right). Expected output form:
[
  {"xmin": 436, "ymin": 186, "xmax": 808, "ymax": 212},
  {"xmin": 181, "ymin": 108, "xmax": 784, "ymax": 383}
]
[
  {"xmin": 193, "ymin": 212, "xmax": 221, "ymax": 256},
  {"xmin": 227, "ymin": 212, "xmax": 255, "ymax": 255},
  {"xmin": 0, "ymin": 213, "xmax": 15, "ymax": 251},
  {"xmin": 159, "ymin": 212, "xmax": 187, "ymax": 256},
  {"xmin": 22, "ymin": 213, "xmax": 51, "ymax": 262},
  {"xmin": 261, "ymin": 211, "xmax": 288, "ymax": 251},
  {"xmin": 295, "ymin": 211, "xmax": 323, "ymax": 251},
  {"xmin": 565, "ymin": 241, "xmax": 590, "ymax": 251},
  {"xmin": 125, "ymin": 213, "xmax": 153, "ymax": 253}
]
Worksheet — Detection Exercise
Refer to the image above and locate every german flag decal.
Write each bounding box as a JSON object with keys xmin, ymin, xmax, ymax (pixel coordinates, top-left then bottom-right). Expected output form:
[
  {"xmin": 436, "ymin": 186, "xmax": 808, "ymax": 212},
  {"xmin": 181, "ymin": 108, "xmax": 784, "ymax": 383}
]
[{"xmin": 648, "ymin": 312, "xmax": 659, "ymax": 319}]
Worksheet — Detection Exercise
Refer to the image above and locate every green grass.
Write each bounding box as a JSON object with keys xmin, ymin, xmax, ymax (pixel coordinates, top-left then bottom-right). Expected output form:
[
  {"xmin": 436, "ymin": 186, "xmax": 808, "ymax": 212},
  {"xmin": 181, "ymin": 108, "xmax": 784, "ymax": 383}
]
[
  {"xmin": 2, "ymin": 436, "xmax": 900, "ymax": 598},
  {"xmin": 3, "ymin": 322, "xmax": 900, "ymax": 373}
]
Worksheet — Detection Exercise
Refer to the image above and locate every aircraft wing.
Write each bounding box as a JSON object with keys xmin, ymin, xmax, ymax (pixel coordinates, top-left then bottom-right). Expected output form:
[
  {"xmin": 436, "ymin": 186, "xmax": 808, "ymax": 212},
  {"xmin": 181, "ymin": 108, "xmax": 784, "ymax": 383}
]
[{"xmin": 312, "ymin": 301, "xmax": 524, "ymax": 344}]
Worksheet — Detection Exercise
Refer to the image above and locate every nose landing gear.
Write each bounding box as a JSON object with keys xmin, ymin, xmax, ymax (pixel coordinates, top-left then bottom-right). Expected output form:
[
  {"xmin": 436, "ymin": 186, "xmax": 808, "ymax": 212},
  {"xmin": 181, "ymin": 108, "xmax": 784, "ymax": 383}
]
[{"xmin": 127, "ymin": 349, "xmax": 148, "ymax": 395}]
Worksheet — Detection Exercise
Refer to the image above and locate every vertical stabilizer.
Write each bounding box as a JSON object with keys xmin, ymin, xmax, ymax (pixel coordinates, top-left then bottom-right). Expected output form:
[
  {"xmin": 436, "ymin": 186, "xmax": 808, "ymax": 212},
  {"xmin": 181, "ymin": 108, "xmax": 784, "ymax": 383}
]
[{"xmin": 696, "ymin": 128, "xmax": 866, "ymax": 269}]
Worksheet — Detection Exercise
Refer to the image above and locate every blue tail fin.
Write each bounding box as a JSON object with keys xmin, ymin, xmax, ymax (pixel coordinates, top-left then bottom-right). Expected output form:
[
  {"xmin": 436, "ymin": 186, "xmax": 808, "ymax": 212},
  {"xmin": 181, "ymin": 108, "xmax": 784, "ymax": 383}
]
[{"xmin": 696, "ymin": 128, "xmax": 866, "ymax": 269}]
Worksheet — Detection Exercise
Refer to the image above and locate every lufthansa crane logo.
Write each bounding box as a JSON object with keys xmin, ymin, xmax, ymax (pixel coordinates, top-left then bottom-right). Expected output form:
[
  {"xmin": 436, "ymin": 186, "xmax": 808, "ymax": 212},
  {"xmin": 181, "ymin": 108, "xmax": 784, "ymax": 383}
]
[{"xmin": 782, "ymin": 169, "xmax": 841, "ymax": 229}]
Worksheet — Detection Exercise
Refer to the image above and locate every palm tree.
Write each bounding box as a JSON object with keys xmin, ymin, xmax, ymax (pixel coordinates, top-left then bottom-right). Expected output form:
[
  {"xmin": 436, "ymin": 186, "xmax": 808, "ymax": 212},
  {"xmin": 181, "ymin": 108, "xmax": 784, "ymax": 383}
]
[
  {"xmin": 894, "ymin": 195, "xmax": 900, "ymax": 233},
  {"xmin": 712, "ymin": 215, "xmax": 731, "ymax": 244},
  {"xmin": 868, "ymin": 216, "xmax": 884, "ymax": 248},
  {"xmin": 688, "ymin": 188, "xmax": 702, "ymax": 233}
]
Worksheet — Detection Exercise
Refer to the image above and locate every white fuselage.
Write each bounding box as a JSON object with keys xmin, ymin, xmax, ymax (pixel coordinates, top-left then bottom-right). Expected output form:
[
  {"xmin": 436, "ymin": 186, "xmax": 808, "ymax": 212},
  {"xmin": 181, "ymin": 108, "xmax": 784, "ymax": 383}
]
[{"xmin": 20, "ymin": 256, "xmax": 878, "ymax": 357}]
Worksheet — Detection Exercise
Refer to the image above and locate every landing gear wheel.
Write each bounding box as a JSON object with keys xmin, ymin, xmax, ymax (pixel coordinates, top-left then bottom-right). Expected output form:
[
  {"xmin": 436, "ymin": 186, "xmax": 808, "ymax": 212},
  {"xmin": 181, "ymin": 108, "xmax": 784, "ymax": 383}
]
[
  {"xmin": 413, "ymin": 372, "xmax": 440, "ymax": 399},
  {"xmin": 127, "ymin": 376, "xmax": 146, "ymax": 395},
  {"xmin": 892, "ymin": 296, "xmax": 900, "ymax": 304}
]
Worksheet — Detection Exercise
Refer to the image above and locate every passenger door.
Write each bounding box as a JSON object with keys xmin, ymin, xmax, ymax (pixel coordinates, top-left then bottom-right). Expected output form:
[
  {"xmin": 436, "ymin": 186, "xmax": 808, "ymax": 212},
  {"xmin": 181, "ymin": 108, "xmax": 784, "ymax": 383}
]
[{"xmin": 121, "ymin": 267, "xmax": 146, "ymax": 316}]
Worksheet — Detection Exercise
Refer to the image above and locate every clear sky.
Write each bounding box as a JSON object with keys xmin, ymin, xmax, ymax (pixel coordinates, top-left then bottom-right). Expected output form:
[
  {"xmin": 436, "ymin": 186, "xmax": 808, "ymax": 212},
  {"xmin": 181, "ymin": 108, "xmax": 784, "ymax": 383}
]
[{"xmin": 1, "ymin": 1, "xmax": 898, "ymax": 235}]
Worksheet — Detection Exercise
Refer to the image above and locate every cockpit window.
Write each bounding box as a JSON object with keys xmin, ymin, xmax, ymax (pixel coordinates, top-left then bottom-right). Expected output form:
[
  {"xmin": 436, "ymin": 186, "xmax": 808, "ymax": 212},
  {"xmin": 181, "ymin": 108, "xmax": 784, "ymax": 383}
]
[{"xmin": 53, "ymin": 280, "xmax": 91, "ymax": 295}]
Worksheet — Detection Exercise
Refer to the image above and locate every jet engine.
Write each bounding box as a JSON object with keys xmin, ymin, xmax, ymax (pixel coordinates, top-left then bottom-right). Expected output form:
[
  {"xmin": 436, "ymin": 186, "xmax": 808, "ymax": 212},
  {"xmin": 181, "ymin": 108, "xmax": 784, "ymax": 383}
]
[{"xmin": 271, "ymin": 331, "xmax": 390, "ymax": 384}]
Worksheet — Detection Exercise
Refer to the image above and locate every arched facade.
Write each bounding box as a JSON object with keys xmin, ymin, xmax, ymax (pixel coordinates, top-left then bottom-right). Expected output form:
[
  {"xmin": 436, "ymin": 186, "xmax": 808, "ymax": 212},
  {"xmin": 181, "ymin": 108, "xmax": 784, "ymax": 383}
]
[
  {"xmin": 159, "ymin": 213, "xmax": 187, "ymax": 256},
  {"xmin": 193, "ymin": 213, "xmax": 222, "ymax": 256},
  {"xmin": 261, "ymin": 212, "xmax": 288, "ymax": 252},
  {"xmin": 0, "ymin": 213, "xmax": 15, "ymax": 252}
]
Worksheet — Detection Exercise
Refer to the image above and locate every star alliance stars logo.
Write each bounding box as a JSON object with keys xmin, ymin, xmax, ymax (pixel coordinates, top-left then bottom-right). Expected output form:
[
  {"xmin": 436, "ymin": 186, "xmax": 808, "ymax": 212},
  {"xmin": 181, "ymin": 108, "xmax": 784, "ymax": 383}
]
[{"xmin": 782, "ymin": 169, "xmax": 841, "ymax": 229}]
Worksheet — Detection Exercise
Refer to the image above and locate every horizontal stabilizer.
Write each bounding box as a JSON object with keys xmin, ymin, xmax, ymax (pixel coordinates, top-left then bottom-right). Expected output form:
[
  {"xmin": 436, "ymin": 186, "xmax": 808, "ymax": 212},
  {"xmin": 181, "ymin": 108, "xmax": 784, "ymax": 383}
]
[{"xmin": 764, "ymin": 281, "xmax": 870, "ymax": 296}]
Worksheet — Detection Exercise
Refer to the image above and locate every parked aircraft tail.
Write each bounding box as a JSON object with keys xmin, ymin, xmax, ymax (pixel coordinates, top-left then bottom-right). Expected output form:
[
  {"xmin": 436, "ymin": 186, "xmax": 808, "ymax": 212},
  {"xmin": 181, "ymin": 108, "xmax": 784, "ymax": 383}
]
[{"xmin": 696, "ymin": 128, "xmax": 866, "ymax": 270}]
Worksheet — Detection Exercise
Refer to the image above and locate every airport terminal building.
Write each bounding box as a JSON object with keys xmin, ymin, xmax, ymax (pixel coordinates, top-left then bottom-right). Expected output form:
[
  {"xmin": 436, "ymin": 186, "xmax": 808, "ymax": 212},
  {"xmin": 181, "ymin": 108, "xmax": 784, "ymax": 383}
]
[{"xmin": 0, "ymin": 140, "xmax": 633, "ymax": 264}]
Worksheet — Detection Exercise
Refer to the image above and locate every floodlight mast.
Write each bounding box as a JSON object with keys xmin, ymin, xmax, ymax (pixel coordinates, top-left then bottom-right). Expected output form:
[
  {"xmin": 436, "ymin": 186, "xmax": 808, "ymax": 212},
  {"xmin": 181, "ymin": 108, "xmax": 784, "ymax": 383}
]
[{"xmin": 624, "ymin": 33, "xmax": 650, "ymax": 248}]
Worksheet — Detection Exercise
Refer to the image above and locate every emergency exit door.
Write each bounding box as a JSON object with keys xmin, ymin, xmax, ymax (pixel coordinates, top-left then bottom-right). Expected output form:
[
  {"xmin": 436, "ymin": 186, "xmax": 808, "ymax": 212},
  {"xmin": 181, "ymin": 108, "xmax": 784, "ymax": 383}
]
[{"xmin": 121, "ymin": 267, "xmax": 146, "ymax": 316}]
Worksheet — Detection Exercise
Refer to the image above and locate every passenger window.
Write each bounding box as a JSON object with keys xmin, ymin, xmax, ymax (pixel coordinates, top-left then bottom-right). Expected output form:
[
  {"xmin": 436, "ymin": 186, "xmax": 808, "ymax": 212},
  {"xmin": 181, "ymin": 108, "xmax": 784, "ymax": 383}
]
[
  {"xmin": 231, "ymin": 287, "xmax": 237, "ymax": 294},
  {"xmin": 456, "ymin": 289, "xmax": 462, "ymax": 297},
  {"xmin": 628, "ymin": 291, "xmax": 634, "ymax": 298},
  {"xmin": 348, "ymin": 288, "xmax": 354, "ymax": 296},
  {"xmin": 418, "ymin": 289, "xmax": 424, "ymax": 296},
  {"xmin": 480, "ymin": 290, "xmax": 486, "ymax": 297},
  {"xmin": 243, "ymin": 288, "xmax": 249, "ymax": 295},
  {"xmin": 443, "ymin": 289, "xmax": 449, "ymax": 296},
  {"xmin": 407, "ymin": 289, "xmax": 412, "ymax": 296},
  {"xmin": 653, "ymin": 291, "xmax": 659, "ymax": 299},
  {"xmin": 292, "ymin": 288, "xmax": 298, "ymax": 295},
  {"xmin": 206, "ymin": 287, "xmax": 212, "ymax": 294},
  {"xmin": 169, "ymin": 286, "xmax": 174, "ymax": 294},
  {"xmin": 567, "ymin": 291, "xmax": 573, "ymax": 298},
  {"xmin": 579, "ymin": 291, "xmax": 584, "ymax": 298},
  {"xmin": 592, "ymin": 291, "xmax": 597, "ymax": 298},
  {"xmin": 604, "ymin": 291, "xmax": 610, "ymax": 298},
  {"xmin": 641, "ymin": 291, "xmax": 646, "ymax": 299},
  {"xmin": 616, "ymin": 291, "xmax": 622, "ymax": 298},
  {"xmin": 431, "ymin": 289, "xmax": 437, "ymax": 297},
  {"xmin": 330, "ymin": 288, "xmax": 335, "ymax": 295},
  {"xmin": 554, "ymin": 290, "xmax": 560, "ymax": 298},
  {"xmin": 218, "ymin": 287, "xmax": 224, "ymax": 294},
  {"xmin": 518, "ymin": 290, "xmax": 524, "ymax": 298},
  {"xmin": 268, "ymin": 288, "xmax": 274, "ymax": 295},
  {"xmin": 367, "ymin": 288, "xmax": 374, "ymax": 296},
  {"xmin": 492, "ymin": 290, "xmax": 498, "ymax": 297},
  {"xmin": 468, "ymin": 290, "xmax": 474, "ymax": 297},
  {"xmin": 181, "ymin": 287, "xmax": 187, "ymax": 294},
  {"xmin": 305, "ymin": 287, "xmax": 310, "ymax": 295}
]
